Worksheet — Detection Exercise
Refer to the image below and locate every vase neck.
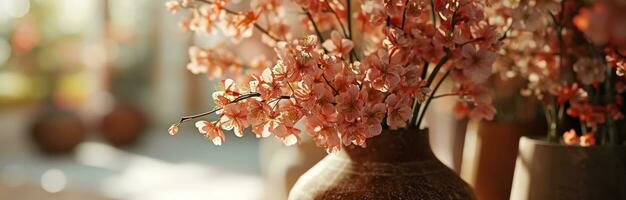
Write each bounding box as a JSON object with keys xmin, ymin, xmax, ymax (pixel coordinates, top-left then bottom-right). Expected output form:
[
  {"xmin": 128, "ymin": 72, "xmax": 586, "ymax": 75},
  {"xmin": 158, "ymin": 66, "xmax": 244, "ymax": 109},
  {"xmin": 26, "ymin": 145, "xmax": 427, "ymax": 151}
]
[{"xmin": 343, "ymin": 128, "xmax": 436, "ymax": 163}]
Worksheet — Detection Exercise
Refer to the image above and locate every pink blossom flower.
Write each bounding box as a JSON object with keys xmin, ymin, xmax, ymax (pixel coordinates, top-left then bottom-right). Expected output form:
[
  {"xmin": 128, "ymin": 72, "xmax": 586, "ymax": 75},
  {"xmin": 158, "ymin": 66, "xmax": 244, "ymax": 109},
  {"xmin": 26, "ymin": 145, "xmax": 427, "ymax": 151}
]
[
  {"xmin": 165, "ymin": 1, "xmax": 181, "ymax": 13},
  {"xmin": 272, "ymin": 119, "xmax": 301, "ymax": 146},
  {"xmin": 563, "ymin": 129, "xmax": 579, "ymax": 145},
  {"xmin": 580, "ymin": 132, "xmax": 596, "ymax": 147},
  {"xmin": 312, "ymin": 83, "xmax": 337, "ymax": 116},
  {"xmin": 360, "ymin": 85, "xmax": 385, "ymax": 104},
  {"xmin": 362, "ymin": 103, "xmax": 386, "ymax": 137},
  {"xmin": 304, "ymin": 112, "xmax": 340, "ymax": 150},
  {"xmin": 338, "ymin": 118, "xmax": 368, "ymax": 146},
  {"xmin": 458, "ymin": 45, "xmax": 496, "ymax": 84},
  {"xmin": 251, "ymin": 0, "xmax": 281, "ymax": 13},
  {"xmin": 365, "ymin": 49, "xmax": 402, "ymax": 92},
  {"xmin": 567, "ymin": 103, "xmax": 606, "ymax": 128},
  {"xmin": 358, "ymin": 0, "xmax": 386, "ymax": 28},
  {"xmin": 168, "ymin": 123, "xmax": 180, "ymax": 136},
  {"xmin": 398, "ymin": 64, "xmax": 430, "ymax": 101},
  {"xmin": 323, "ymin": 31, "xmax": 354, "ymax": 59},
  {"xmin": 220, "ymin": 103, "xmax": 249, "ymax": 137},
  {"xmin": 336, "ymin": 85, "xmax": 365, "ymax": 122},
  {"xmin": 274, "ymin": 37, "xmax": 323, "ymax": 82},
  {"xmin": 221, "ymin": 11, "xmax": 258, "ymax": 42},
  {"xmin": 195, "ymin": 120, "xmax": 226, "ymax": 145},
  {"xmin": 252, "ymin": 68, "xmax": 283, "ymax": 100},
  {"xmin": 212, "ymin": 79, "xmax": 241, "ymax": 107},
  {"xmin": 187, "ymin": 46, "xmax": 209, "ymax": 75},
  {"xmin": 247, "ymin": 99, "xmax": 272, "ymax": 137},
  {"xmin": 573, "ymin": 58, "xmax": 606, "ymax": 85},
  {"xmin": 385, "ymin": 94, "xmax": 412, "ymax": 129},
  {"xmin": 555, "ymin": 83, "xmax": 587, "ymax": 105}
]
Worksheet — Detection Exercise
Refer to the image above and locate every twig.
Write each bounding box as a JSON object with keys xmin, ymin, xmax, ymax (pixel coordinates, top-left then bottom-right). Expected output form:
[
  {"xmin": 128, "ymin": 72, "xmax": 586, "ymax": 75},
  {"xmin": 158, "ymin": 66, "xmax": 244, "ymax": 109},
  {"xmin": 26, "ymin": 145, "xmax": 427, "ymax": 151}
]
[
  {"xmin": 430, "ymin": 0, "xmax": 437, "ymax": 27},
  {"xmin": 416, "ymin": 70, "xmax": 451, "ymax": 129},
  {"xmin": 498, "ymin": 24, "xmax": 513, "ymax": 41},
  {"xmin": 401, "ymin": 0, "xmax": 410, "ymax": 29},
  {"xmin": 346, "ymin": 0, "xmax": 352, "ymax": 39},
  {"xmin": 327, "ymin": 6, "xmax": 349, "ymax": 38},
  {"xmin": 425, "ymin": 48, "xmax": 451, "ymax": 87},
  {"xmin": 302, "ymin": 10, "xmax": 341, "ymax": 94},
  {"xmin": 304, "ymin": 10, "xmax": 325, "ymax": 46},
  {"xmin": 177, "ymin": 93, "xmax": 290, "ymax": 124},
  {"xmin": 431, "ymin": 92, "xmax": 457, "ymax": 99},
  {"xmin": 420, "ymin": 61, "xmax": 429, "ymax": 80}
]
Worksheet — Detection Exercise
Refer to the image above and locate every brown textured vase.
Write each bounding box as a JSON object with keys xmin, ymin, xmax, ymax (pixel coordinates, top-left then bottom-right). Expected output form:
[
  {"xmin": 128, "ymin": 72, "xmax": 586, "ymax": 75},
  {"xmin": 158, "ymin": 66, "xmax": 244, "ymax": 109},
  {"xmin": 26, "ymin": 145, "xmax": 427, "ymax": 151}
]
[{"xmin": 288, "ymin": 128, "xmax": 476, "ymax": 200}]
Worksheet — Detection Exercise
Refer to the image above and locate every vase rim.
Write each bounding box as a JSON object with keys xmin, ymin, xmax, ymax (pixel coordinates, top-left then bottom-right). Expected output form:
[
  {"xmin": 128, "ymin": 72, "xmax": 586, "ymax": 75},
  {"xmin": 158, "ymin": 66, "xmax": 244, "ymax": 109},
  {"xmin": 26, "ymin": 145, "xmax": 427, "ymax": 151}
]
[{"xmin": 519, "ymin": 136, "xmax": 626, "ymax": 149}]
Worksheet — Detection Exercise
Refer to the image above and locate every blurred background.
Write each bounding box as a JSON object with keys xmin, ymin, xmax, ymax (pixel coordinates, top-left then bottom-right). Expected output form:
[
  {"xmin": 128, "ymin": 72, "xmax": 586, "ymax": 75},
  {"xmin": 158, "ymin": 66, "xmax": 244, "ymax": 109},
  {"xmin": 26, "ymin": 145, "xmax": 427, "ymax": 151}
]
[
  {"xmin": 0, "ymin": 0, "xmax": 543, "ymax": 200},
  {"xmin": 0, "ymin": 0, "xmax": 271, "ymax": 199}
]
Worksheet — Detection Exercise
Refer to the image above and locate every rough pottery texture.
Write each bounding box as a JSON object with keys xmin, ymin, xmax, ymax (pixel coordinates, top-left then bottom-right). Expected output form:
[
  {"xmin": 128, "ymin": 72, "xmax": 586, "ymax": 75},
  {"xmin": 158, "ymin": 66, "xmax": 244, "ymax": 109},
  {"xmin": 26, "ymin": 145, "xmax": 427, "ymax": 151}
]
[{"xmin": 288, "ymin": 128, "xmax": 476, "ymax": 200}]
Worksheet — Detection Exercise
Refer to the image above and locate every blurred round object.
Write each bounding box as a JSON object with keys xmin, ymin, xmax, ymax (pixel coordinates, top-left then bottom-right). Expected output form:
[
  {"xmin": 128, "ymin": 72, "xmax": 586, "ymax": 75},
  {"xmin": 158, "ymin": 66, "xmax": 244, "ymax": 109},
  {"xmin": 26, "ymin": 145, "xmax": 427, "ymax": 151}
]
[
  {"xmin": 30, "ymin": 107, "xmax": 85, "ymax": 154},
  {"xmin": 100, "ymin": 103, "xmax": 147, "ymax": 147}
]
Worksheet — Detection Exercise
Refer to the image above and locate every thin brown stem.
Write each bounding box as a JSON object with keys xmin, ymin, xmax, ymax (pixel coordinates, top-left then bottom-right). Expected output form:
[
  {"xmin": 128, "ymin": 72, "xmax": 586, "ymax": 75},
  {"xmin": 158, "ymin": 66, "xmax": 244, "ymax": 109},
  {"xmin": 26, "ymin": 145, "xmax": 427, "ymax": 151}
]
[
  {"xmin": 302, "ymin": 10, "xmax": 341, "ymax": 94},
  {"xmin": 401, "ymin": 0, "xmax": 410, "ymax": 29},
  {"xmin": 178, "ymin": 93, "xmax": 291, "ymax": 124},
  {"xmin": 304, "ymin": 10, "xmax": 325, "ymax": 46},
  {"xmin": 416, "ymin": 70, "xmax": 451, "ymax": 129},
  {"xmin": 327, "ymin": 6, "xmax": 348, "ymax": 38},
  {"xmin": 425, "ymin": 48, "xmax": 451, "ymax": 87},
  {"xmin": 431, "ymin": 92, "xmax": 458, "ymax": 99},
  {"xmin": 430, "ymin": 0, "xmax": 437, "ymax": 27},
  {"xmin": 346, "ymin": 0, "xmax": 352, "ymax": 39}
]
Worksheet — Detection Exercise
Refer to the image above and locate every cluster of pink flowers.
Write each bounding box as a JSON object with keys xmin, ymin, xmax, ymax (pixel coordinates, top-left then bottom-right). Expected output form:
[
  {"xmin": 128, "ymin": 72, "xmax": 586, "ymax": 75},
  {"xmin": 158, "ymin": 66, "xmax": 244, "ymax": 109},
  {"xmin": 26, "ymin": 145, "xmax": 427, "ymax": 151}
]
[
  {"xmin": 490, "ymin": 0, "xmax": 626, "ymax": 146},
  {"xmin": 165, "ymin": 0, "xmax": 501, "ymax": 150}
]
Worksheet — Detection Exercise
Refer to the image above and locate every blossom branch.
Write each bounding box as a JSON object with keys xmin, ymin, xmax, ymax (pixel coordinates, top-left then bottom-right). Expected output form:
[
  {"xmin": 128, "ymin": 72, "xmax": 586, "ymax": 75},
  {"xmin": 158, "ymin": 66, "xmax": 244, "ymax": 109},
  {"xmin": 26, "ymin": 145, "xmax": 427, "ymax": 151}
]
[
  {"xmin": 411, "ymin": 62, "xmax": 430, "ymax": 125},
  {"xmin": 430, "ymin": 0, "xmax": 437, "ymax": 26},
  {"xmin": 431, "ymin": 92, "xmax": 458, "ymax": 99},
  {"xmin": 177, "ymin": 93, "xmax": 291, "ymax": 124},
  {"xmin": 327, "ymin": 6, "xmax": 349, "ymax": 38},
  {"xmin": 498, "ymin": 24, "xmax": 513, "ymax": 41},
  {"xmin": 401, "ymin": 0, "xmax": 410, "ymax": 29},
  {"xmin": 346, "ymin": 0, "xmax": 352, "ymax": 39},
  {"xmin": 425, "ymin": 48, "xmax": 451, "ymax": 87},
  {"xmin": 304, "ymin": 10, "xmax": 326, "ymax": 46},
  {"xmin": 416, "ymin": 69, "xmax": 451, "ymax": 129},
  {"xmin": 302, "ymin": 10, "xmax": 341, "ymax": 94}
]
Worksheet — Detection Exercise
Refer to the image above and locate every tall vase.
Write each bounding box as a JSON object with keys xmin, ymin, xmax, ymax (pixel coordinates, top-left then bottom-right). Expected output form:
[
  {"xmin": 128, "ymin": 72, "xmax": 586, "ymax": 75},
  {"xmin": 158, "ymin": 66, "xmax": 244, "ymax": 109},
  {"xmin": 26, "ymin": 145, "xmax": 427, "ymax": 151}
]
[
  {"xmin": 468, "ymin": 120, "xmax": 545, "ymax": 200},
  {"xmin": 288, "ymin": 128, "xmax": 475, "ymax": 200}
]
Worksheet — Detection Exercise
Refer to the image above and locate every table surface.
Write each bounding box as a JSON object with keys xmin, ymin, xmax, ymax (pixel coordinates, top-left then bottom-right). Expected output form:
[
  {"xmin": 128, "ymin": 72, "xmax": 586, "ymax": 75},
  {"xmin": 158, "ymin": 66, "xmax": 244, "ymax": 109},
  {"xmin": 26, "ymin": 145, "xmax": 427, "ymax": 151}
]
[{"xmin": 0, "ymin": 108, "xmax": 264, "ymax": 200}]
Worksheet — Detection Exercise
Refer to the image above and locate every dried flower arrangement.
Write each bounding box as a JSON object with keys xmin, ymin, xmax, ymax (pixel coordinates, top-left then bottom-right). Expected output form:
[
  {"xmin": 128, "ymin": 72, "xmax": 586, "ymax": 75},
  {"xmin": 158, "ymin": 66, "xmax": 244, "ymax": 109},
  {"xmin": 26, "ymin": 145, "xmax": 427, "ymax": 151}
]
[
  {"xmin": 165, "ymin": 0, "xmax": 503, "ymax": 152},
  {"xmin": 490, "ymin": 0, "xmax": 626, "ymax": 146}
]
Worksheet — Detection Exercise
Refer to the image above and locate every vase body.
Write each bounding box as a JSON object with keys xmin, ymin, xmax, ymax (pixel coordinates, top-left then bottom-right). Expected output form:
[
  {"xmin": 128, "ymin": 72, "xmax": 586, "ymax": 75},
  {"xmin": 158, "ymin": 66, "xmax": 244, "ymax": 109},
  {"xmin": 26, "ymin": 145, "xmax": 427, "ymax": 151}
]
[
  {"xmin": 470, "ymin": 120, "xmax": 545, "ymax": 200},
  {"xmin": 510, "ymin": 136, "xmax": 626, "ymax": 200},
  {"xmin": 30, "ymin": 107, "xmax": 85, "ymax": 154},
  {"xmin": 100, "ymin": 103, "xmax": 147, "ymax": 147},
  {"xmin": 288, "ymin": 128, "xmax": 475, "ymax": 200}
]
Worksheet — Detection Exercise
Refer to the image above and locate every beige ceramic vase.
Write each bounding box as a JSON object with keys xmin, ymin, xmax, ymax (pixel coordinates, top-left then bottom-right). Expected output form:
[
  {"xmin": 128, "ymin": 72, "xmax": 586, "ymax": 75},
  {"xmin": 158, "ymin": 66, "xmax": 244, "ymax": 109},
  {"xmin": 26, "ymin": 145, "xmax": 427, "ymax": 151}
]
[
  {"xmin": 510, "ymin": 137, "xmax": 626, "ymax": 200},
  {"xmin": 288, "ymin": 128, "xmax": 475, "ymax": 200}
]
